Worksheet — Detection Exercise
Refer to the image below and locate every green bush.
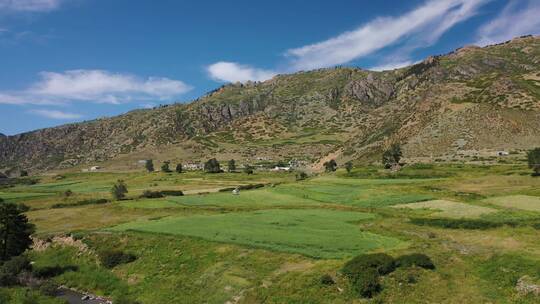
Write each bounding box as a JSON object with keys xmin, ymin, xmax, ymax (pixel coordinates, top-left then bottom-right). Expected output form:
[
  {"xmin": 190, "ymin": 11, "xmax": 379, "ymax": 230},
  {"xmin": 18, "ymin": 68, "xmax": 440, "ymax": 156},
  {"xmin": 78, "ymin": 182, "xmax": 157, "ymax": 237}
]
[
  {"xmin": 140, "ymin": 190, "xmax": 164, "ymax": 199},
  {"xmin": 32, "ymin": 265, "xmax": 78, "ymax": 278},
  {"xmin": 39, "ymin": 280, "xmax": 59, "ymax": 296},
  {"xmin": 160, "ymin": 190, "xmax": 184, "ymax": 196},
  {"xmin": 352, "ymin": 268, "xmax": 380, "ymax": 298},
  {"xmin": 342, "ymin": 253, "xmax": 396, "ymax": 278},
  {"xmin": 99, "ymin": 250, "xmax": 137, "ymax": 269},
  {"xmin": 51, "ymin": 198, "xmax": 108, "ymax": 209},
  {"xmin": 319, "ymin": 274, "xmax": 335, "ymax": 285},
  {"xmin": 395, "ymin": 253, "xmax": 435, "ymax": 270},
  {"xmin": 0, "ymin": 255, "xmax": 31, "ymax": 286}
]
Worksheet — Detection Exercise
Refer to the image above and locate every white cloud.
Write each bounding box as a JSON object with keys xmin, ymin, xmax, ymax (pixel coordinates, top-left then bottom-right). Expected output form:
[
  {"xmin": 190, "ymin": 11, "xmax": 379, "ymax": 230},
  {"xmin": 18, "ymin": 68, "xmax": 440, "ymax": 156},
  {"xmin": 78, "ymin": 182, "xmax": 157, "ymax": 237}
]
[
  {"xmin": 207, "ymin": 62, "xmax": 276, "ymax": 83},
  {"xmin": 207, "ymin": 0, "xmax": 489, "ymax": 82},
  {"xmin": 475, "ymin": 0, "xmax": 540, "ymax": 46},
  {"xmin": 286, "ymin": 0, "xmax": 489, "ymax": 71},
  {"xmin": 0, "ymin": 0, "xmax": 62, "ymax": 12},
  {"xmin": 0, "ymin": 70, "xmax": 192, "ymax": 105},
  {"xmin": 29, "ymin": 109, "xmax": 82, "ymax": 119},
  {"xmin": 370, "ymin": 60, "xmax": 414, "ymax": 72}
]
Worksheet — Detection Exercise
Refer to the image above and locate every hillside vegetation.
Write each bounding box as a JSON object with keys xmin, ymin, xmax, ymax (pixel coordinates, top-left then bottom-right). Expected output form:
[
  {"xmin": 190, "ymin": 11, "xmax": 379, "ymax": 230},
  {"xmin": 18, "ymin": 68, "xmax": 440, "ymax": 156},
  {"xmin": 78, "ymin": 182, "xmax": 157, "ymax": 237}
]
[{"xmin": 1, "ymin": 36, "xmax": 539, "ymax": 172}]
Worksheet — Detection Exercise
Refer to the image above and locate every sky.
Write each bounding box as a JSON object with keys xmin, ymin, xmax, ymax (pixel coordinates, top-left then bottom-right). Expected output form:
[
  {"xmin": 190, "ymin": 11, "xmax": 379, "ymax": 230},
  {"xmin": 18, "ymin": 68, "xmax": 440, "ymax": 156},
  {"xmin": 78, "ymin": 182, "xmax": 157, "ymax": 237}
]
[{"xmin": 0, "ymin": 0, "xmax": 539, "ymax": 135}]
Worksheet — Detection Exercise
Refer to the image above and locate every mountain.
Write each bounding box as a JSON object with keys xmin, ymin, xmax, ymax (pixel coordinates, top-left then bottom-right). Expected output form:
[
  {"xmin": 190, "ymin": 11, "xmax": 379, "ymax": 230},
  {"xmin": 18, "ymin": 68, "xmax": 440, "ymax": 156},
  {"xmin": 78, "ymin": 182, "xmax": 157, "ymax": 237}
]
[{"xmin": 1, "ymin": 35, "xmax": 539, "ymax": 173}]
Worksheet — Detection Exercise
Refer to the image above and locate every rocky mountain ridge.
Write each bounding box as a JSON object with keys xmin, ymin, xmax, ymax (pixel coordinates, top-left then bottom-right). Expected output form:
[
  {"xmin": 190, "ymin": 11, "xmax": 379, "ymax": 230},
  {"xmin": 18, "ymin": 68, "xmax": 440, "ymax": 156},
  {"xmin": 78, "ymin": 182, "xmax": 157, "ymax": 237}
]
[{"xmin": 1, "ymin": 35, "xmax": 539, "ymax": 172}]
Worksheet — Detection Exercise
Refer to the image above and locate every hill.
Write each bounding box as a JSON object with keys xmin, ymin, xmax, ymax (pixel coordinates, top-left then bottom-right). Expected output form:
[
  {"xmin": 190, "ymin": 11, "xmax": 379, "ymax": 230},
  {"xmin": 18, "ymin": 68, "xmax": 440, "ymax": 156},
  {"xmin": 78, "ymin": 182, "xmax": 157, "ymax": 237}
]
[{"xmin": 1, "ymin": 35, "xmax": 539, "ymax": 172}]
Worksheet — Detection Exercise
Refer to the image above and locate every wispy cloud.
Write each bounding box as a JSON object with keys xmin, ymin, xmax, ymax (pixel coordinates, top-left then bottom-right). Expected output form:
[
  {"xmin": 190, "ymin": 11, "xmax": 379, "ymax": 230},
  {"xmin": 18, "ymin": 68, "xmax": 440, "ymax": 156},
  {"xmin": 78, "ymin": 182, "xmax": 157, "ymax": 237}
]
[
  {"xmin": 207, "ymin": 62, "xmax": 277, "ymax": 83},
  {"xmin": 0, "ymin": 70, "xmax": 192, "ymax": 105},
  {"xmin": 29, "ymin": 109, "xmax": 82, "ymax": 120},
  {"xmin": 0, "ymin": 0, "xmax": 63, "ymax": 12},
  {"xmin": 475, "ymin": 0, "xmax": 540, "ymax": 46},
  {"xmin": 287, "ymin": 0, "xmax": 489, "ymax": 71},
  {"xmin": 207, "ymin": 0, "xmax": 489, "ymax": 81},
  {"xmin": 370, "ymin": 60, "xmax": 414, "ymax": 72}
]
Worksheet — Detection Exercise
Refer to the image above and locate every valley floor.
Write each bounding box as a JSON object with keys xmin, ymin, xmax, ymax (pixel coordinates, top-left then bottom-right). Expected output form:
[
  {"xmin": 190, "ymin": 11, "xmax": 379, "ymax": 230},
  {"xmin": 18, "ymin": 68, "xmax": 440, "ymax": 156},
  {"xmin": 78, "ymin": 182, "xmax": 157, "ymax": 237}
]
[{"xmin": 1, "ymin": 164, "xmax": 540, "ymax": 303}]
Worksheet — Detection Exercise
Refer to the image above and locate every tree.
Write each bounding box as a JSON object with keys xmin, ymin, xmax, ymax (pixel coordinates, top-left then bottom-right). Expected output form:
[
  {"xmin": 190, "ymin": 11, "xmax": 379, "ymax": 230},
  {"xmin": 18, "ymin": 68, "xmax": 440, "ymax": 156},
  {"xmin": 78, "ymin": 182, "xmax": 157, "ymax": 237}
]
[
  {"xmin": 243, "ymin": 165, "xmax": 254, "ymax": 175},
  {"xmin": 323, "ymin": 159, "xmax": 337, "ymax": 172},
  {"xmin": 204, "ymin": 158, "xmax": 222, "ymax": 173},
  {"xmin": 111, "ymin": 180, "xmax": 128, "ymax": 201},
  {"xmin": 345, "ymin": 161, "xmax": 353, "ymax": 174},
  {"xmin": 527, "ymin": 147, "xmax": 540, "ymax": 176},
  {"xmin": 228, "ymin": 159, "xmax": 236, "ymax": 173},
  {"xmin": 19, "ymin": 170, "xmax": 28, "ymax": 177},
  {"xmin": 382, "ymin": 143, "xmax": 402, "ymax": 169},
  {"xmin": 161, "ymin": 161, "xmax": 172, "ymax": 173},
  {"xmin": 145, "ymin": 160, "xmax": 154, "ymax": 172},
  {"xmin": 296, "ymin": 171, "xmax": 308, "ymax": 181},
  {"xmin": 175, "ymin": 163, "xmax": 183, "ymax": 174},
  {"xmin": 0, "ymin": 203, "xmax": 35, "ymax": 261}
]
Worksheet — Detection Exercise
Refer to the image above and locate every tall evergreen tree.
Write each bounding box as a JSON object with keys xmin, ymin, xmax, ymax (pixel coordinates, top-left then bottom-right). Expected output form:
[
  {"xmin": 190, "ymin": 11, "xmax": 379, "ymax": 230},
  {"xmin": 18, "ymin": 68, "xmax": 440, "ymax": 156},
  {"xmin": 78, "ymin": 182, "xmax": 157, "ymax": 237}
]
[
  {"xmin": 111, "ymin": 180, "xmax": 128, "ymax": 201},
  {"xmin": 527, "ymin": 147, "xmax": 540, "ymax": 176},
  {"xmin": 204, "ymin": 158, "xmax": 222, "ymax": 173},
  {"xmin": 0, "ymin": 203, "xmax": 35, "ymax": 261},
  {"xmin": 228, "ymin": 159, "xmax": 236, "ymax": 172},
  {"xmin": 145, "ymin": 160, "xmax": 155, "ymax": 172},
  {"xmin": 175, "ymin": 163, "xmax": 183, "ymax": 174}
]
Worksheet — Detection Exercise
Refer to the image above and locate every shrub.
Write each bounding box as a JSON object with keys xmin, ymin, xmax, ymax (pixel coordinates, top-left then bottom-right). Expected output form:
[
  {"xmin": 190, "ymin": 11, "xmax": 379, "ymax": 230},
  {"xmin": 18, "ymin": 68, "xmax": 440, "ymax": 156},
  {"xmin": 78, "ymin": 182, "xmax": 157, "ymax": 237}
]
[
  {"xmin": 63, "ymin": 190, "xmax": 73, "ymax": 197},
  {"xmin": 204, "ymin": 158, "xmax": 222, "ymax": 173},
  {"xmin": 140, "ymin": 190, "xmax": 164, "ymax": 199},
  {"xmin": 99, "ymin": 250, "xmax": 137, "ymax": 269},
  {"xmin": 320, "ymin": 274, "xmax": 335, "ymax": 285},
  {"xmin": 323, "ymin": 159, "xmax": 337, "ymax": 172},
  {"xmin": 161, "ymin": 161, "xmax": 172, "ymax": 173},
  {"xmin": 410, "ymin": 218, "xmax": 503, "ymax": 230},
  {"xmin": 296, "ymin": 171, "xmax": 308, "ymax": 181},
  {"xmin": 527, "ymin": 147, "xmax": 540, "ymax": 176},
  {"xmin": 51, "ymin": 198, "xmax": 108, "ymax": 209},
  {"xmin": 145, "ymin": 160, "xmax": 154, "ymax": 172},
  {"xmin": 32, "ymin": 265, "xmax": 78, "ymax": 278},
  {"xmin": 382, "ymin": 143, "xmax": 402, "ymax": 169},
  {"xmin": 0, "ymin": 255, "xmax": 31, "ymax": 286},
  {"xmin": 160, "ymin": 190, "xmax": 184, "ymax": 196},
  {"xmin": 395, "ymin": 253, "xmax": 435, "ymax": 270},
  {"xmin": 175, "ymin": 163, "xmax": 183, "ymax": 173},
  {"xmin": 243, "ymin": 165, "xmax": 254, "ymax": 175},
  {"xmin": 39, "ymin": 280, "xmax": 59, "ymax": 296},
  {"xmin": 342, "ymin": 253, "xmax": 396, "ymax": 278},
  {"xmin": 352, "ymin": 268, "xmax": 380, "ymax": 298}
]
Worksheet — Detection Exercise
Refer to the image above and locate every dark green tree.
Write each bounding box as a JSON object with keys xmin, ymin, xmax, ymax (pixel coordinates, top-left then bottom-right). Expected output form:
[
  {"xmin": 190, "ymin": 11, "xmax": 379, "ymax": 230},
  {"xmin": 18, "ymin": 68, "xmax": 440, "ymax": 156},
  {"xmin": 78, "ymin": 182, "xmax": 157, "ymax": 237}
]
[
  {"xmin": 204, "ymin": 158, "xmax": 222, "ymax": 173},
  {"xmin": 175, "ymin": 163, "xmax": 183, "ymax": 174},
  {"xmin": 19, "ymin": 170, "xmax": 28, "ymax": 177},
  {"xmin": 345, "ymin": 161, "xmax": 353, "ymax": 174},
  {"xmin": 228, "ymin": 159, "xmax": 236, "ymax": 172},
  {"xmin": 323, "ymin": 159, "xmax": 337, "ymax": 172},
  {"xmin": 0, "ymin": 203, "xmax": 35, "ymax": 261},
  {"xmin": 145, "ymin": 160, "xmax": 154, "ymax": 172},
  {"xmin": 382, "ymin": 143, "xmax": 402, "ymax": 169},
  {"xmin": 527, "ymin": 147, "xmax": 540, "ymax": 176},
  {"xmin": 111, "ymin": 180, "xmax": 128, "ymax": 201},
  {"xmin": 161, "ymin": 161, "xmax": 172, "ymax": 173}
]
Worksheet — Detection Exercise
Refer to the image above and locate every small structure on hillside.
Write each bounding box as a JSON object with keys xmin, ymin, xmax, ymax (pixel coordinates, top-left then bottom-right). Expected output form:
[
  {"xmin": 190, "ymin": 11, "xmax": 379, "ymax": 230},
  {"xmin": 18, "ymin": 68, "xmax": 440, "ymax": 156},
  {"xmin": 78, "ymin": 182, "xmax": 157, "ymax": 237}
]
[
  {"xmin": 90, "ymin": 166, "xmax": 101, "ymax": 171},
  {"xmin": 232, "ymin": 188, "xmax": 240, "ymax": 195},
  {"xmin": 497, "ymin": 151, "xmax": 509, "ymax": 156},
  {"xmin": 271, "ymin": 166, "xmax": 291, "ymax": 172}
]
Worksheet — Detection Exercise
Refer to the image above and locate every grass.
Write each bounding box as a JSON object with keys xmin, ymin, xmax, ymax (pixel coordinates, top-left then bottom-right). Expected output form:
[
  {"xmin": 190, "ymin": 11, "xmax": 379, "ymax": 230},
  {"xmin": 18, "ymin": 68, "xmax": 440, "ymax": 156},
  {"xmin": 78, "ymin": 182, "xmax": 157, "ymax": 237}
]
[
  {"xmin": 4, "ymin": 164, "xmax": 540, "ymax": 303},
  {"xmin": 110, "ymin": 209, "xmax": 406, "ymax": 258},
  {"xmin": 485, "ymin": 195, "xmax": 540, "ymax": 212},
  {"xmin": 392, "ymin": 200, "xmax": 498, "ymax": 219}
]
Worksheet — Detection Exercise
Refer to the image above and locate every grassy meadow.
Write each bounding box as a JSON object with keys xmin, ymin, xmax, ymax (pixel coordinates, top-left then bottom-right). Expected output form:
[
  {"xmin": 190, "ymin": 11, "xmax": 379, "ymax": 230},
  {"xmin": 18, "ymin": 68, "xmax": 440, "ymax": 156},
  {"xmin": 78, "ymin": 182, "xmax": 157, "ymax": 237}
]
[{"xmin": 1, "ymin": 164, "xmax": 540, "ymax": 303}]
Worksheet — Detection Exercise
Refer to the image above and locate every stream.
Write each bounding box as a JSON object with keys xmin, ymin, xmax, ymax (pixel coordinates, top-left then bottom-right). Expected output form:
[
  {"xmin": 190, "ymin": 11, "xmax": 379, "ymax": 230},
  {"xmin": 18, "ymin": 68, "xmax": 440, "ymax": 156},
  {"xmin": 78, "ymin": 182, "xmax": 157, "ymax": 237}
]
[{"xmin": 56, "ymin": 288, "xmax": 110, "ymax": 304}]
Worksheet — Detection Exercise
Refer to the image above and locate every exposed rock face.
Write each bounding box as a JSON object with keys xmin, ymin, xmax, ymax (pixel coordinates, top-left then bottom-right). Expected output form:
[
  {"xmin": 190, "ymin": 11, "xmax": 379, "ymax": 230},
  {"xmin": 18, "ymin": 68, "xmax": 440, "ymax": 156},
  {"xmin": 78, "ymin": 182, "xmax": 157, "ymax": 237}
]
[
  {"xmin": 344, "ymin": 73, "xmax": 395, "ymax": 106},
  {"xmin": 1, "ymin": 36, "xmax": 539, "ymax": 171}
]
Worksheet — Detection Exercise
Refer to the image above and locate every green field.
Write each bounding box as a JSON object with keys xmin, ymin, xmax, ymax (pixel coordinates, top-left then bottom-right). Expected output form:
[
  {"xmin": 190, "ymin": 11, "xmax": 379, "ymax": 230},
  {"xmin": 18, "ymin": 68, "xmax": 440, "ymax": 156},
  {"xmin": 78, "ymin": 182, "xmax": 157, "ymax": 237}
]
[
  {"xmin": 1, "ymin": 164, "xmax": 540, "ymax": 303},
  {"xmin": 111, "ymin": 209, "xmax": 405, "ymax": 258}
]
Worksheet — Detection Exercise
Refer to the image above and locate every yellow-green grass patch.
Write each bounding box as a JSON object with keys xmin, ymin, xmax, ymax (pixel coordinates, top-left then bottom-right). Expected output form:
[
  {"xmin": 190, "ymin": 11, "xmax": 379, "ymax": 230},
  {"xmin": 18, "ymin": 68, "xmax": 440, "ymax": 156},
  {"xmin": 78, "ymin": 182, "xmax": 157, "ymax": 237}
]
[
  {"xmin": 392, "ymin": 200, "xmax": 498, "ymax": 218},
  {"xmin": 484, "ymin": 195, "xmax": 540, "ymax": 212}
]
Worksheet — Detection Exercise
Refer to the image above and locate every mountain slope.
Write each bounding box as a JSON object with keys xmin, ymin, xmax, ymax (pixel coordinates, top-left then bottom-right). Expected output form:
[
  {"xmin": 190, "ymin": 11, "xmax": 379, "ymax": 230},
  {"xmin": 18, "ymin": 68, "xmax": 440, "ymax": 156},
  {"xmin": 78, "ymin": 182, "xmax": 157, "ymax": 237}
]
[{"xmin": 1, "ymin": 35, "xmax": 539, "ymax": 172}]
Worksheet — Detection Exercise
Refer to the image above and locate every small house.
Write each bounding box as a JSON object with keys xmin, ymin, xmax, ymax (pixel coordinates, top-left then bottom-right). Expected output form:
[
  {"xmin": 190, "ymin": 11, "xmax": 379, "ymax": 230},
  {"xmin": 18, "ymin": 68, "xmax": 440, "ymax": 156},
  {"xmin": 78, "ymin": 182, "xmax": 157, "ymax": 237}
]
[
  {"xmin": 497, "ymin": 151, "xmax": 509, "ymax": 156},
  {"xmin": 90, "ymin": 166, "xmax": 101, "ymax": 171}
]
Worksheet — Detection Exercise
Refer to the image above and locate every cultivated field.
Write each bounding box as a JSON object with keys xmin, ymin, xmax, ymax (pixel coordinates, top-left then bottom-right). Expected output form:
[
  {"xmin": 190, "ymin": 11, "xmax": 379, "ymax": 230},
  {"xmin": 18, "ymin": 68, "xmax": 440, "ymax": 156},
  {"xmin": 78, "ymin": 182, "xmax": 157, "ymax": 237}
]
[{"xmin": 1, "ymin": 164, "xmax": 540, "ymax": 303}]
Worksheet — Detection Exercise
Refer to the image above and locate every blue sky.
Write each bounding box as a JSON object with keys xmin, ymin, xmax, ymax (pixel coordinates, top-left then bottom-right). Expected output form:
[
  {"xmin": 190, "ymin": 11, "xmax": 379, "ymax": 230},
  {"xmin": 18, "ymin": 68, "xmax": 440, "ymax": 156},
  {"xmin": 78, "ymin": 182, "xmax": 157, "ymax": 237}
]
[{"xmin": 1, "ymin": 0, "xmax": 539, "ymax": 135}]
